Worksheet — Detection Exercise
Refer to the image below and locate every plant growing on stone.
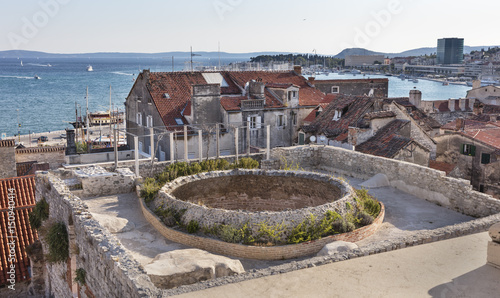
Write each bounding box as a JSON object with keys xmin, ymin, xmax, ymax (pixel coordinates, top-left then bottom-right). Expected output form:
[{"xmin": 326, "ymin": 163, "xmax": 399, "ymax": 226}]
[
  {"xmin": 280, "ymin": 156, "xmax": 302, "ymax": 171},
  {"xmin": 187, "ymin": 220, "xmax": 200, "ymax": 234},
  {"xmin": 29, "ymin": 198, "xmax": 49, "ymax": 229},
  {"xmin": 46, "ymin": 222, "xmax": 69, "ymax": 263},
  {"xmin": 255, "ymin": 221, "xmax": 287, "ymax": 245},
  {"xmin": 355, "ymin": 188, "xmax": 381, "ymax": 218},
  {"xmin": 74, "ymin": 268, "xmax": 86, "ymax": 285},
  {"xmin": 141, "ymin": 178, "xmax": 161, "ymax": 204},
  {"xmin": 232, "ymin": 157, "xmax": 259, "ymax": 169}
]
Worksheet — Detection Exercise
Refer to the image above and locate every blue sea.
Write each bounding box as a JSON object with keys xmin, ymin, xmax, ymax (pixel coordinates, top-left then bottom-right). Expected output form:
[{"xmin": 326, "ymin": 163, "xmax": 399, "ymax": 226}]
[{"xmin": 0, "ymin": 58, "xmax": 471, "ymax": 137}]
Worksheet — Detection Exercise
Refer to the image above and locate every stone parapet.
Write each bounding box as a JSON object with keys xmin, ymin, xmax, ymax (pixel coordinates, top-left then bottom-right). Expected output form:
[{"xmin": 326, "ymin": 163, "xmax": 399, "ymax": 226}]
[{"xmin": 488, "ymin": 223, "xmax": 500, "ymax": 269}]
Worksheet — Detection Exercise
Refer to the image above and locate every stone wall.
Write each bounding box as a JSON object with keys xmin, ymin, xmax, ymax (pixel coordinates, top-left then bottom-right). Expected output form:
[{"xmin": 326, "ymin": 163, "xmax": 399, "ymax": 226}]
[
  {"xmin": 266, "ymin": 145, "xmax": 500, "ymax": 218},
  {"xmin": 151, "ymin": 170, "xmax": 356, "ymax": 235},
  {"xmin": 141, "ymin": 191, "xmax": 385, "ymax": 260},
  {"xmin": 35, "ymin": 171, "xmax": 159, "ymax": 298},
  {"xmin": 314, "ymin": 79, "xmax": 388, "ymax": 97},
  {"xmin": 16, "ymin": 146, "xmax": 66, "ymax": 170},
  {"xmin": 0, "ymin": 145, "xmax": 16, "ymax": 178},
  {"xmin": 72, "ymin": 166, "xmax": 135, "ymax": 198}
]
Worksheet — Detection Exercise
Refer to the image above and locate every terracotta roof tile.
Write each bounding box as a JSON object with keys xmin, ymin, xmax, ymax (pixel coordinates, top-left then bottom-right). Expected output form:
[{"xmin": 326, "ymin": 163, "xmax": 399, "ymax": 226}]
[
  {"xmin": 429, "ymin": 160, "xmax": 456, "ymax": 175},
  {"xmin": 355, "ymin": 120, "xmax": 412, "ymax": 158},
  {"xmin": 0, "ymin": 176, "xmax": 38, "ymax": 285},
  {"xmin": 441, "ymin": 119, "xmax": 500, "ymax": 150},
  {"xmin": 363, "ymin": 111, "xmax": 396, "ymax": 120},
  {"xmin": 301, "ymin": 95, "xmax": 374, "ymax": 139}
]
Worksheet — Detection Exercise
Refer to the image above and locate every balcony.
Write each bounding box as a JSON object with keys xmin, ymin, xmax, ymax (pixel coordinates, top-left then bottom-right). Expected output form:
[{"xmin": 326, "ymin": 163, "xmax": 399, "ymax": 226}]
[{"xmin": 241, "ymin": 99, "xmax": 265, "ymax": 111}]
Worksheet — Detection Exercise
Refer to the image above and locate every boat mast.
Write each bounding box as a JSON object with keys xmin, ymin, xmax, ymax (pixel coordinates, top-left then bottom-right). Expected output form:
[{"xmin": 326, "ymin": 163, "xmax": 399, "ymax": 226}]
[
  {"xmin": 109, "ymin": 85, "xmax": 112, "ymax": 147},
  {"xmin": 86, "ymin": 86, "xmax": 89, "ymax": 143}
]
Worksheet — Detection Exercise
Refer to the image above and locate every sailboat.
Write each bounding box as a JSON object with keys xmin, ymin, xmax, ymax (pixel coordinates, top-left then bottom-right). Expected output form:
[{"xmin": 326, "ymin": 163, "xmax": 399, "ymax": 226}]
[
  {"xmin": 87, "ymin": 65, "xmax": 93, "ymax": 72},
  {"xmin": 20, "ymin": 60, "xmax": 23, "ymax": 67}
]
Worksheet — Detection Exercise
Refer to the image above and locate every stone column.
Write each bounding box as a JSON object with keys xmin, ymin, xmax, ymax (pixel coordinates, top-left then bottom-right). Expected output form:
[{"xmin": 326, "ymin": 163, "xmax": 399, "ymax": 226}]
[{"xmin": 487, "ymin": 223, "xmax": 500, "ymax": 269}]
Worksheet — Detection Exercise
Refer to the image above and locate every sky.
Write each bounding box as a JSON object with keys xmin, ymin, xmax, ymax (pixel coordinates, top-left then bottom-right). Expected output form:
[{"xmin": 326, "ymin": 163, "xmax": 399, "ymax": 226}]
[{"xmin": 1, "ymin": 0, "xmax": 499, "ymax": 55}]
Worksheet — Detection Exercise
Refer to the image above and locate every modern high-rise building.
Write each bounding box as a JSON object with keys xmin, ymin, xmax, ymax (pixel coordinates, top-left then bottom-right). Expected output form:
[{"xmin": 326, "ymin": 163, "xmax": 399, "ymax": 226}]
[{"xmin": 437, "ymin": 38, "xmax": 464, "ymax": 65}]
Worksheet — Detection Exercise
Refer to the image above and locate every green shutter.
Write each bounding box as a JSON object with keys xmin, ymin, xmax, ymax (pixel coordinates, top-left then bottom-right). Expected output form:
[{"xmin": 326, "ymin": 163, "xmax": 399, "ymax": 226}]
[
  {"xmin": 470, "ymin": 145, "xmax": 476, "ymax": 156},
  {"xmin": 460, "ymin": 144, "xmax": 465, "ymax": 155},
  {"xmin": 481, "ymin": 153, "xmax": 491, "ymax": 164}
]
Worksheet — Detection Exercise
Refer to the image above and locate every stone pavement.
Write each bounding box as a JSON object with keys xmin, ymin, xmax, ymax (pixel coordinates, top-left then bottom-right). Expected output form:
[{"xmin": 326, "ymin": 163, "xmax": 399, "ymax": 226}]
[{"xmin": 177, "ymin": 232, "xmax": 500, "ymax": 298}]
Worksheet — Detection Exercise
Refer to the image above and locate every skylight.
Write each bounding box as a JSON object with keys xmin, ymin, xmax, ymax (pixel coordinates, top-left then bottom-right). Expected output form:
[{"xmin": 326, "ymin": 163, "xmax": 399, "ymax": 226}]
[{"xmin": 175, "ymin": 118, "xmax": 184, "ymax": 125}]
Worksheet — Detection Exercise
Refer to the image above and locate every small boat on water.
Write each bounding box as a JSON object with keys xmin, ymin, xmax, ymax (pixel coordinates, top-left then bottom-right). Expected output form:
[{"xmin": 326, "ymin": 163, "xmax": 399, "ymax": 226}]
[
  {"xmin": 20, "ymin": 60, "xmax": 23, "ymax": 67},
  {"xmin": 34, "ymin": 75, "xmax": 41, "ymax": 80},
  {"xmin": 442, "ymin": 81, "xmax": 449, "ymax": 86},
  {"xmin": 87, "ymin": 65, "xmax": 93, "ymax": 72},
  {"xmin": 412, "ymin": 79, "xmax": 418, "ymax": 83}
]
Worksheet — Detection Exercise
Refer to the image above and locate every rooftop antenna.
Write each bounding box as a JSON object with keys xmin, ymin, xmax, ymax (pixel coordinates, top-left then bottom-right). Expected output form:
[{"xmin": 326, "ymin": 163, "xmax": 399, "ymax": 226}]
[
  {"xmin": 218, "ymin": 41, "xmax": 221, "ymax": 70},
  {"xmin": 190, "ymin": 46, "xmax": 201, "ymax": 72}
]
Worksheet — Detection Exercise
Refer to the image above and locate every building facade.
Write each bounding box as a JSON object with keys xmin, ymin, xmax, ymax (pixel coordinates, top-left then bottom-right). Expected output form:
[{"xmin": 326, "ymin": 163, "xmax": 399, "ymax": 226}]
[{"xmin": 437, "ymin": 38, "xmax": 464, "ymax": 65}]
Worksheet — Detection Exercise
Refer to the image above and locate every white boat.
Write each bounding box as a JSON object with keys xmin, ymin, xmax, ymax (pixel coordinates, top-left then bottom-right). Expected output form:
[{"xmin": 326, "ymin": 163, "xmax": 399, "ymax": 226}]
[
  {"xmin": 442, "ymin": 81, "xmax": 449, "ymax": 86},
  {"xmin": 20, "ymin": 60, "xmax": 23, "ymax": 67},
  {"xmin": 34, "ymin": 75, "xmax": 41, "ymax": 80},
  {"xmin": 87, "ymin": 65, "xmax": 93, "ymax": 72}
]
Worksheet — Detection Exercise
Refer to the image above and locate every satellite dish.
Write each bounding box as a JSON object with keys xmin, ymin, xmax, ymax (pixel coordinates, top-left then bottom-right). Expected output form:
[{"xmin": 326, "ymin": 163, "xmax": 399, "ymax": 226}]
[
  {"xmin": 319, "ymin": 136, "xmax": 326, "ymax": 142},
  {"xmin": 310, "ymin": 136, "xmax": 316, "ymax": 142}
]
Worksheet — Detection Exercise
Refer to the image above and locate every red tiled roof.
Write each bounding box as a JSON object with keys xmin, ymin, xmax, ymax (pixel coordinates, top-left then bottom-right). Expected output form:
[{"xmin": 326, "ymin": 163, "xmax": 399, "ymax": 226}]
[
  {"xmin": 355, "ymin": 120, "xmax": 413, "ymax": 158},
  {"xmin": 147, "ymin": 72, "xmax": 206, "ymax": 127},
  {"xmin": 0, "ymin": 140, "xmax": 15, "ymax": 148},
  {"xmin": 302, "ymin": 95, "xmax": 374, "ymax": 139},
  {"xmin": 441, "ymin": 119, "xmax": 500, "ymax": 150},
  {"xmin": 429, "ymin": 160, "xmax": 456, "ymax": 175},
  {"xmin": 226, "ymin": 71, "xmax": 325, "ymax": 106},
  {"xmin": 0, "ymin": 176, "xmax": 38, "ymax": 285},
  {"xmin": 221, "ymin": 96, "xmax": 245, "ymax": 111},
  {"xmin": 364, "ymin": 111, "xmax": 396, "ymax": 120}
]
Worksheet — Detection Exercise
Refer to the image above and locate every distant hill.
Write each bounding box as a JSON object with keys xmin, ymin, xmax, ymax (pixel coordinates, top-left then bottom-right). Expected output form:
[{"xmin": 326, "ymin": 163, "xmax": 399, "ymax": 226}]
[
  {"xmin": 0, "ymin": 50, "xmax": 289, "ymax": 59},
  {"xmin": 334, "ymin": 46, "xmax": 500, "ymax": 59}
]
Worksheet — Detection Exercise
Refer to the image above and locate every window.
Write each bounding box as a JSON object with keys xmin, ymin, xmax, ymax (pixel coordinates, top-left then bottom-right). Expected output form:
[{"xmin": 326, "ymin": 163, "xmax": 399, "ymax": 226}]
[
  {"xmin": 175, "ymin": 118, "xmax": 184, "ymax": 125},
  {"xmin": 276, "ymin": 114, "xmax": 286, "ymax": 127},
  {"xmin": 332, "ymin": 110, "xmax": 342, "ymax": 121},
  {"xmin": 248, "ymin": 115, "xmax": 262, "ymax": 129},
  {"xmin": 461, "ymin": 144, "xmax": 476, "ymax": 156},
  {"xmin": 146, "ymin": 115, "xmax": 153, "ymax": 128},
  {"xmin": 331, "ymin": 86, "xmax": 339, "ymax": 93},
  {"xmin": 481, "ymin": 153, "xmax": 491, "ymax": 164},
  {"xmin": 292, "ymin": 112, "xmax": 297, "ymax": 126},
  {"xmin": 288, "ymin": 90, "xmax": 298, "ymax": 100},
  {"xmin": 136, "ymin": 112, "xmax": 142, "ymax": 126}
]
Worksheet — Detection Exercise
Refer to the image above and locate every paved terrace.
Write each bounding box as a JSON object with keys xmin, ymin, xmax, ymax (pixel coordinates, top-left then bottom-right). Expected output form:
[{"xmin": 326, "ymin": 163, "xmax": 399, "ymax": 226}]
[{"xmin": 80, "ymin": 173, "xmax": 481, "ymax": 280}]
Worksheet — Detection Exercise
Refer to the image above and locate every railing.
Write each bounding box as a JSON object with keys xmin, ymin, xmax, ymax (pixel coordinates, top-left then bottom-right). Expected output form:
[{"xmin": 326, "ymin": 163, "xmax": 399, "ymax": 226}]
[{"xmin": 241, "ymin": 99, "xmax": 265, "ymax": 110}]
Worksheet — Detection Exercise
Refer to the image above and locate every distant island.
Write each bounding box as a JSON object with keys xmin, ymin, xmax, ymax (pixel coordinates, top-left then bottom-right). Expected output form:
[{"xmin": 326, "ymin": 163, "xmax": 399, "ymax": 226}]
[{"xmin": 1, "ymin": 45, "xmax": 499, "ymax": 60}]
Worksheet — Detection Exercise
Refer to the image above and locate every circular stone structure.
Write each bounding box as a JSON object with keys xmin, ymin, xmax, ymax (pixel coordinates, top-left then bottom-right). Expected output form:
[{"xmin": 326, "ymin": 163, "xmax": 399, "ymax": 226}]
[{"xmin": 153, "ymin": 169, "xmax": 357, "ymax": 231}]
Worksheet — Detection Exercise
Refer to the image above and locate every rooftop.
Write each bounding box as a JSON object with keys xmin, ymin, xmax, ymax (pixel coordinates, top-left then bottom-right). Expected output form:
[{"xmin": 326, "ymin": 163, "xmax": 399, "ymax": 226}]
[
  {"xmin": 0, "ymin": 175, "xmax": 38, "ymax": 286},
  {"xmin": 355, "ymin": 120, "xmax": 413, "ymax": 158},
  {"xmin": 441, "ymin": 119, "xmax": 500, "ymax": 150}
]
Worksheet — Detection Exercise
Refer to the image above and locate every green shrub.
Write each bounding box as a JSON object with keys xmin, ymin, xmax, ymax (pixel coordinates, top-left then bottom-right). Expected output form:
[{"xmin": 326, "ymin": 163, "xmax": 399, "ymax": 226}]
[
  {"xmin": 154, "ymin": 207, "xmax": 186, "ymax": 227},
  {"xmin": 200, "ymin": 159, "xmax": 217, "ymax": 172},
  {"xmin": 216, "ymin": 159, "xmax": 230, "ymax": 170},
  {"xmin": 29, "ymin": 198, "xmax": 49, "ymax": 229},
  {"xmin": 74, "ymin": 268, "xmax": 86, "ymax": 285},
  {"xmin": 255, "ymin": 221, "xmax": 287, "ymax": 245},
  {"xmin": 356, "ymin": 211, "xmax": 374, "ymax": 226},
  {"xmin": 141, "ymin": 178, "xmax": 160, "ymax": 203},
  {"xmin": 187, "ymin": 220, "xmax": 200, "ymax": 234},
  {"xmin": 234, "ymin": 157, "xmax": 259, "ymax": 169},
  {"xmin": 355, "ymin": 188, "xmax": 381, "ymax": 218},
  {"xmin": 46, "ymin": 222, "xmax": 69, "ymax": 263},
  {"xmin": 189, "ymin": 162, "xmax": 203, "ymax": 175},
  {"xmin": 218, "ymin": 225, "xmax": 243, "ymax": 243}
]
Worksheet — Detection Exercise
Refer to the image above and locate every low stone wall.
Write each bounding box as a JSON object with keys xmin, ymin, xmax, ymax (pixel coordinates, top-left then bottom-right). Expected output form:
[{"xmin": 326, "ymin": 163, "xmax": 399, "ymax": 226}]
[
  {"xmin": 152, "ymin": 170, "xmax": 356, "ymax": 235},
  {"xmin": 35, "ymin": 171, "xmax": 159, "ymax": 298},
  {"xmin": 141, "ymin": 191, "xmax": 385, "ymax": 260},
  {"xmin": 266, "ymin": 145, "xmax": 500, "ymax": 218},
  {"xmin": 72, "ymin": 166, "xmax": 135, "ymax": 198}
]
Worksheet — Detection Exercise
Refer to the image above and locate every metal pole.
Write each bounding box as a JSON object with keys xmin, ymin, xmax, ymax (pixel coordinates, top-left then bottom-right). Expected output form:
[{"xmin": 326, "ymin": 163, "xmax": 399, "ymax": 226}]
[
  {"xmin": 235, "ymin": 127, "xmax": 239, "ymax": 163},
  {"xmin": 246, "ymin": 122, "xmax": 250, "ymax": 156},
  {"xmin": 216, "ymin": 123, "xmax": 220, "ymax": 159},
  {"xmin": 150, "ymin": 127, "xmax": 155, "ymax": 162},
  {"xmin": 198, "ymin": 129, "xmax": 203, "ymax": 162},
  {"xmin": 113, "ymin": 126, "xmax": 118, "ymax": 170},
  {"xmin": 86, "ymin": 86, "xmax": 89, "ymax": 143},
  {"xmin": 134, "ymin": 135, "xmax": 139, "ymax": 177},
  {"xmin": 17, "ymin": 109, "xmax": 20, "ymax": 143},
  {"xmin": 266, "ymin": 125, "xmax": 270, "ymax": 160},
  {"xmin": 169, "ymin": 132, "xmax": 175, "ymax": 162},
  {"xmin": 184, "ymin": 125, "xmax": 188, "ymax": 161}
]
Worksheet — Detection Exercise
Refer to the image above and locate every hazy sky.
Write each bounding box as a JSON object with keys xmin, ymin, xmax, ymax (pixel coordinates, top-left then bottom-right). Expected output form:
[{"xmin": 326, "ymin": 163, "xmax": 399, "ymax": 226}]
[{"xmin": 1, "ymin": 0, "xmax": 499, "ymax": 55}]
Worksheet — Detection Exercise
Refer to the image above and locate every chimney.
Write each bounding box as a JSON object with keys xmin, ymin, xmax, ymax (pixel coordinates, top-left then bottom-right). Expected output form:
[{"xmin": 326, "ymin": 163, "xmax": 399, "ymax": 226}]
[
  {"xmin": 308, "ymin": 76, "xmax": 315, "ymax": 85},
  {"xmin": 409, "ymin": 88, "xmax": 422, "ymax": 108},
  {"xmin": 473, "ymin": 100, "xmax": 484, "ymax": 115},
  {"xmin": 248, "ymin": 80, "xmax": 265, "ymax": 99},
  {"xmin": 456, "ymin": 118, "xmax": 465, "ymax": 131},
  {"xmin": 65, "ymin": 129, "xmax": 77, "ymax": 155},
  {"xmin": 472, "ymin": 79, "xmax": 481, "ymax": 89},
  {"xmin": 491, "ymin": 115, "xmax": 498, "ymax": 123},
  {"xmin": 293, "ymin": 65, "xmax": 302, "ymax": 75}
]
